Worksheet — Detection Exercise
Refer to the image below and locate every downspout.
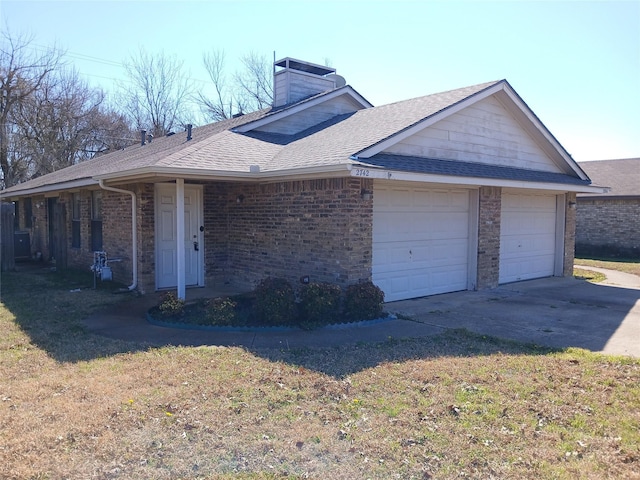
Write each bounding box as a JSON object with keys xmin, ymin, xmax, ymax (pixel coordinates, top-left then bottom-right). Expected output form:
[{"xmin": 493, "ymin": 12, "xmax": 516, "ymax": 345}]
[{"xmin": 98, "ymin": 180, "xmax": 138, "ymax": 291}]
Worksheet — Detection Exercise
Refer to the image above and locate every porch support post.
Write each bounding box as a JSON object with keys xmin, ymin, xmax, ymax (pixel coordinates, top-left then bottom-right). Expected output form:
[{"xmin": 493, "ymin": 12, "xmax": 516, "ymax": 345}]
[{"xmin": 176, "ymin": 178, "xmax": 186, "ymax": 300}]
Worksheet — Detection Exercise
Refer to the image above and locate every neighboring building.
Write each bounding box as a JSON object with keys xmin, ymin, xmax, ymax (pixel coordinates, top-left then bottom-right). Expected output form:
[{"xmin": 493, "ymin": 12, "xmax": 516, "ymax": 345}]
[
  {"xmin": 1, "ymin": 58, "xmax": 603, "ymax": 302},
  {"xmin": 576, "ymin": 158, "xmax": 640, "ymax": 259}
]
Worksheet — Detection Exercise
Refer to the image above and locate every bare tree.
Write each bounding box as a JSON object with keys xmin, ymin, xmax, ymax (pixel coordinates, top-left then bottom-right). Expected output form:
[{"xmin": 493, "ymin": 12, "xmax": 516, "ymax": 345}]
[
  {"xmin": 118, "ymin": 48, "xmax": 194, "ymax": 137},
  {"xmin": 197, "ymin": 50, "xmax": 273, "ymax": 122},
  {"xmin": 235, "ymin": 51, "xmax": 273, "ymax": 110},
  {"xmin": 0, "ymin": 30, "xmax": 63, "ymax": 187},
  {"xmin": 16, "ymin": 68, "xmax": 134, "ymax": 178},
  {"xmin": 197, "ymin": 50, "xmax": 235, "ymax": 121}
]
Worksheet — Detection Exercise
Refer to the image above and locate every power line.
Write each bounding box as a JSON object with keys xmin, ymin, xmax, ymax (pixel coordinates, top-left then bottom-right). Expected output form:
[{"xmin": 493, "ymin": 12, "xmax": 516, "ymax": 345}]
[{"xmin": 20, "ymin": 42, "xmax": 215, "ymax": 87}]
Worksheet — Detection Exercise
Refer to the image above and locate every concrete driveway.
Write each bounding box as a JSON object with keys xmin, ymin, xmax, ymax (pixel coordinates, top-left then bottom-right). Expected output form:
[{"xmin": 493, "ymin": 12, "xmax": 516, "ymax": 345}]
[
  {"xmin": 83, "ymin": 267, "xmax": 640, "ymax": 358},
  {"xmin": 388, "ymin": 267, "xmax": 640, "ymax": 357}
]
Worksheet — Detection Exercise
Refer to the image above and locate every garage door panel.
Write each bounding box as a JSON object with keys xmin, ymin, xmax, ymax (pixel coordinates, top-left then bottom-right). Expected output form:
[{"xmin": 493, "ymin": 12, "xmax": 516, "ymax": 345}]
[
  {"xmin": 501, "ymin": 234, "xmax": 555, "ymax": 258},
  {"xmin": 373, "ymin": 184, "xmax": 471, "ymax": 302},
  {"xmin": 500, "ymin": 193, "xmax": 557, "ymax": 284},
  {"xmin": 375, "ymin": 213, "xmax": 468, "ymax": 242}
]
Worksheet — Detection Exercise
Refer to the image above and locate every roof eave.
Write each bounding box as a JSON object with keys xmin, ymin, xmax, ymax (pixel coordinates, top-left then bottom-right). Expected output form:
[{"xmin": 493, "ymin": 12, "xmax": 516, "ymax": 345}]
[
  {"xmin": 95, "ymin": 164, "xmax": 354, "ymax": 185},
  {"xmin": 350, "ymin": 165, "xmax": 606, "ymax": 193},
  {"xmin": 0, "ymin": 178, "xmax": 98, "ymax": 199},
  {"xmin": 496, "ymin": 81, "xmax": 590, "ymax": 181}
]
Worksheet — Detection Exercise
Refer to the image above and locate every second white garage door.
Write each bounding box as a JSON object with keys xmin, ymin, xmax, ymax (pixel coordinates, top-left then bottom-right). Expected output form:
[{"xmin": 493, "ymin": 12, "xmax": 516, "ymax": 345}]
[
  {"xmin": 373, "ymin": 183, "xmax": 472, "ymax": 302},
  {"xmin": 499, "ymin": 192, "xmax": 559, "ymax": 284}
]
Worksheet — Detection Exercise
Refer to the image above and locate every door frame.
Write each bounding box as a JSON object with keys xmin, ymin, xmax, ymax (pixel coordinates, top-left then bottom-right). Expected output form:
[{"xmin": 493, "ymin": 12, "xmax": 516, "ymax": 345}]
[{"xmin": 154, "ymin": 183, "xmax": 205, "ymax": 290}]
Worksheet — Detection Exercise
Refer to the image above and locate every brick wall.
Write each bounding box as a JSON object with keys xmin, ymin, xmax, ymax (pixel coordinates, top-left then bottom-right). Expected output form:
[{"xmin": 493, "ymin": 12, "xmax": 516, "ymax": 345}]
[
  {"xmin": 203, "ymin": 182, "xmax": 231, "ymax": 283},
  {"xmin": 219, "ymin": 177, "xmax": 373, "ymax": 289},
  {"xmin": 563, "ymin": 193, "xmax": 577, "ymax": 274},
  {"xmin": 576, "ymin": 197, "xmax": 640, "ymax": 258},
  {"xmin": 13, "ymin": 179, "xmax": 584, "ymax": 296},
  {"xmin": 476, "ymin": 186, "xmax": 501, "ymax": 289},
  {"xmin": 136, "ymin": 183, "xmax": 156, "ymax": 293}
]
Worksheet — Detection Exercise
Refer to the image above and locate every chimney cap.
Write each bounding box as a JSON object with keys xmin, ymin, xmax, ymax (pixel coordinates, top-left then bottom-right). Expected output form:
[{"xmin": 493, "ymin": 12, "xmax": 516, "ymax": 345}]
[{"xmin": 274, "ymin": 57, "xmax": 335, "ymax": 76}]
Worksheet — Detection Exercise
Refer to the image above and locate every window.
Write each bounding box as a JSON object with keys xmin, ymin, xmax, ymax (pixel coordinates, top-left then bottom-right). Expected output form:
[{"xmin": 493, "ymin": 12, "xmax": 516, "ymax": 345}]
[
  {"xmin": 91, "ymin": 191, "xmax": 103, "ymax": 251},
  {"xmin": 71, "ymin": 193, "xmax": 81, "ymax": 248},
  {"xmin": 24, "ymin": 198, "xmax": 32, "ymax": 228}
]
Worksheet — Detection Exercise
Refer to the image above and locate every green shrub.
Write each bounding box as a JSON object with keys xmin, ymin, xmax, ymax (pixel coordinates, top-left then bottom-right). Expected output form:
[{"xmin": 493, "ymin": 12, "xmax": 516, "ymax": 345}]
[
  {"xmin": 344, "ymin": 281, "xmax": 385, "ymax": 321},
  {"xmin": 202, "ymin": 297, "xmax": 237, "ymax": 326},
  {"xmin": 158, "ymin": 291, "xmax": 185, "ymax": 318},
  {"xmin": 299, "ymin": 282, "xmax": 342, "ymax": 329},
  {"xmin": 254, "ymin": 277, "xmax": 297, "ymax": 326}
]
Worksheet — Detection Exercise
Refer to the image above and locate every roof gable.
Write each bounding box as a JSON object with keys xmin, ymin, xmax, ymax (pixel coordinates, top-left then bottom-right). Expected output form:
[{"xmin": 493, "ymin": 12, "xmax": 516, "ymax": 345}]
[
  {"xmin": 233, "ymin": 85, "xmax": 372, "ymax": 135},
  {"xmin": 382, "ymin": 94, "xmax": 564, "ymax": 173},
  {"xmin": 355, "ymin": 80, "xmax": 588, "ymax": 180}
]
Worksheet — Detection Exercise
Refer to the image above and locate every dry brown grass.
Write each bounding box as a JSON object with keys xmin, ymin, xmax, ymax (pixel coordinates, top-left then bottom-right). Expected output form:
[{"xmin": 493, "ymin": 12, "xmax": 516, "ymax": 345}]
[{"xmin": 1, "ymin": 266, "xmax": 639, "ymax": 479}]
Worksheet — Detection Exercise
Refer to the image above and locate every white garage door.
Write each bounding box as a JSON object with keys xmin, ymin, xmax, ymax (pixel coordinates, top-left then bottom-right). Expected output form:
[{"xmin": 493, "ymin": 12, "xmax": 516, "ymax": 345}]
[
  {"xmin": 499, "ymin": 192, "xmax": 558, "ymax": 284},
  {"xmin": 373, "ymin": 184, "xmax": 471, "ymax": 302}
]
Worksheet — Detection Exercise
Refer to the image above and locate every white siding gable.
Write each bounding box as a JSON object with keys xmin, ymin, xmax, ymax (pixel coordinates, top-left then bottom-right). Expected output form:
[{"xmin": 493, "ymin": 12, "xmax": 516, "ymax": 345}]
[
  {"xmin": 256, "ymin": 94, "xmax": 365, "ymax": 136},
  {"xmin": 383, "ymin": 95, "xmax": 564, "ymax": 173}
]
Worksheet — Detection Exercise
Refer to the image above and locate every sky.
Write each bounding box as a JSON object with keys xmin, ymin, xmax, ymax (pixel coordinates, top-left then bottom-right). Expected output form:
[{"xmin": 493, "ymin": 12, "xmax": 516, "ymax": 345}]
[{"xmin": 1, "ymin": 0, "xmax": 639, "ymax": 162}]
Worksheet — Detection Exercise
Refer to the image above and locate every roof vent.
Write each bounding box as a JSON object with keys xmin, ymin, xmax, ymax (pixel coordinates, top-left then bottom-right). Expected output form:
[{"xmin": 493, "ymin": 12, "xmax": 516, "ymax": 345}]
[
  {"xmin": 186, "ymin": 124, "xmax": 193, "ymax": 141},
  {"xmin": 249, "ymin": 165, "xmax": 260, "ymax": 173}
]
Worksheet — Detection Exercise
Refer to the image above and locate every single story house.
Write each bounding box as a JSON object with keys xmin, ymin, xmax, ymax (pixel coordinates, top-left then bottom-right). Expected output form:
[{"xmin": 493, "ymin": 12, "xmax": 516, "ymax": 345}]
[
  {"xmin": 576, "ymin": 158, "xmax": 639, "ymax": 258},
  {"xmin": 1, "ymin": 58, "xmax": 604, "ymax": 301}
]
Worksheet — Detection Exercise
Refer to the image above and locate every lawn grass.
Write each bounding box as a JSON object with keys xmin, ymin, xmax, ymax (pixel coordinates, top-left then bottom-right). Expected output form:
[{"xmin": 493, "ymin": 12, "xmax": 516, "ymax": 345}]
[
  {"xmin": 1, "ymin": 265, "xmax": 639, "ymax": 479},
  {"xmin": 575, "ymin": 256, "xmax": 640, "ymax": 277},
  {"xmin": 573, "ymin": 268, "xmax": 607, "ymax": 283}
]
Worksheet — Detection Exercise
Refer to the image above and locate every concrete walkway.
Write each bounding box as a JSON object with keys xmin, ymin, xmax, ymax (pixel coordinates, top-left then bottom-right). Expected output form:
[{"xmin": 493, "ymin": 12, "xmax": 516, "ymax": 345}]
[{"xmin": 83, "ymin": 267, "xmax": 640, "ymax": 357}]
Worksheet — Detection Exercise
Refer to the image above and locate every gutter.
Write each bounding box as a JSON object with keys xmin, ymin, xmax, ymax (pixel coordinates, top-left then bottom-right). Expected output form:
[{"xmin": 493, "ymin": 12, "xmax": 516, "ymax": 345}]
[{"xmin": 98, "ymin": 180, "xmax": 137, "ymax": 292}]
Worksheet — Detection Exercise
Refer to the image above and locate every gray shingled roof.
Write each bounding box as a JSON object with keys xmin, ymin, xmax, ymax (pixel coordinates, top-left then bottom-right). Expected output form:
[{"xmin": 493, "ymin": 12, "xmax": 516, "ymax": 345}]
[
  {"xmin": 578, "ymin": 158, "xmax": 640, "ymax": 197},
  {"xmin": 1, "ymin": 108, "xmax": 272, "ymax": 193},
  {"xmin": 362, "ymin": 154, "xmax": 591, "ymax": 186},
  {"xmin": 256, "ymin": 80, "xmax": 502, "ymax": 171},
  {"xmin": 2, "ymin": 79, "xmax": 587, "ymax": 196}
]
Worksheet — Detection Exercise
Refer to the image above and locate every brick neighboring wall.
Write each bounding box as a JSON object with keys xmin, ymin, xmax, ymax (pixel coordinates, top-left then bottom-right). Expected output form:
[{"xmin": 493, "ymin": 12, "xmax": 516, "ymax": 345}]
[
  {"xmin": 221, "ymin": 177, "xmax": 373, "ymax": 289},
  {"xmin": 476, "ymin": 186, "xmax": 501, "ymax": 289},
  {"xmin": 576, "ymin": 197, "xmax": 640, "ymax": 258},
  {"xmin": 563, "ymin": 193, "xmax": 577, "ymax": 275}
]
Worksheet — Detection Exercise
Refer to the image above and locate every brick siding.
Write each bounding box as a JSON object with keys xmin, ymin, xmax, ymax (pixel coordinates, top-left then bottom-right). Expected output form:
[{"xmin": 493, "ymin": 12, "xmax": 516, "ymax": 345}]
[
  {"xmin": 476, "ymin": 186, "xmax": 501, "ymax": 289},
  {"xmin": 576, "ymin": 197, "xmax": 640, "ymax": 258},
  {"xmin": 220, "ymin": 177, "xmax": 373, "ymax": 289},
  {"xmin": 14, "ymin": 178, "xmax": 580, "ymax": 296},
  {"xmin": 563, "ymin": 193, "xmax": 577, "ymax": 275}
]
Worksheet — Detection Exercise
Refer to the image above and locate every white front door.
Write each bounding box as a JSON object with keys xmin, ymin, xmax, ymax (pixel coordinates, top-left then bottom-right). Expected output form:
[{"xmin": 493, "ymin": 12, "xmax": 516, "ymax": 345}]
[{"xmin": 155, "ymin": 184, "xmax": 203, "ymax": 289}]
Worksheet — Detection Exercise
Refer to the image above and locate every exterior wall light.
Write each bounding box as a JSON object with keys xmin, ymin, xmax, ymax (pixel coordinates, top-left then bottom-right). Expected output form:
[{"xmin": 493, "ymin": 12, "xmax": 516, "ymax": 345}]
[
  {"xmin": 236, "ymin": 194, "xmax": 245, "ymax": 204},
  {"xmin": 361, "ymin": 189, "xmax": 373, "ymax": 201},
  {"xmin": 568, "ymin": 201, "xmax": 577, "ymax": 209}
]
